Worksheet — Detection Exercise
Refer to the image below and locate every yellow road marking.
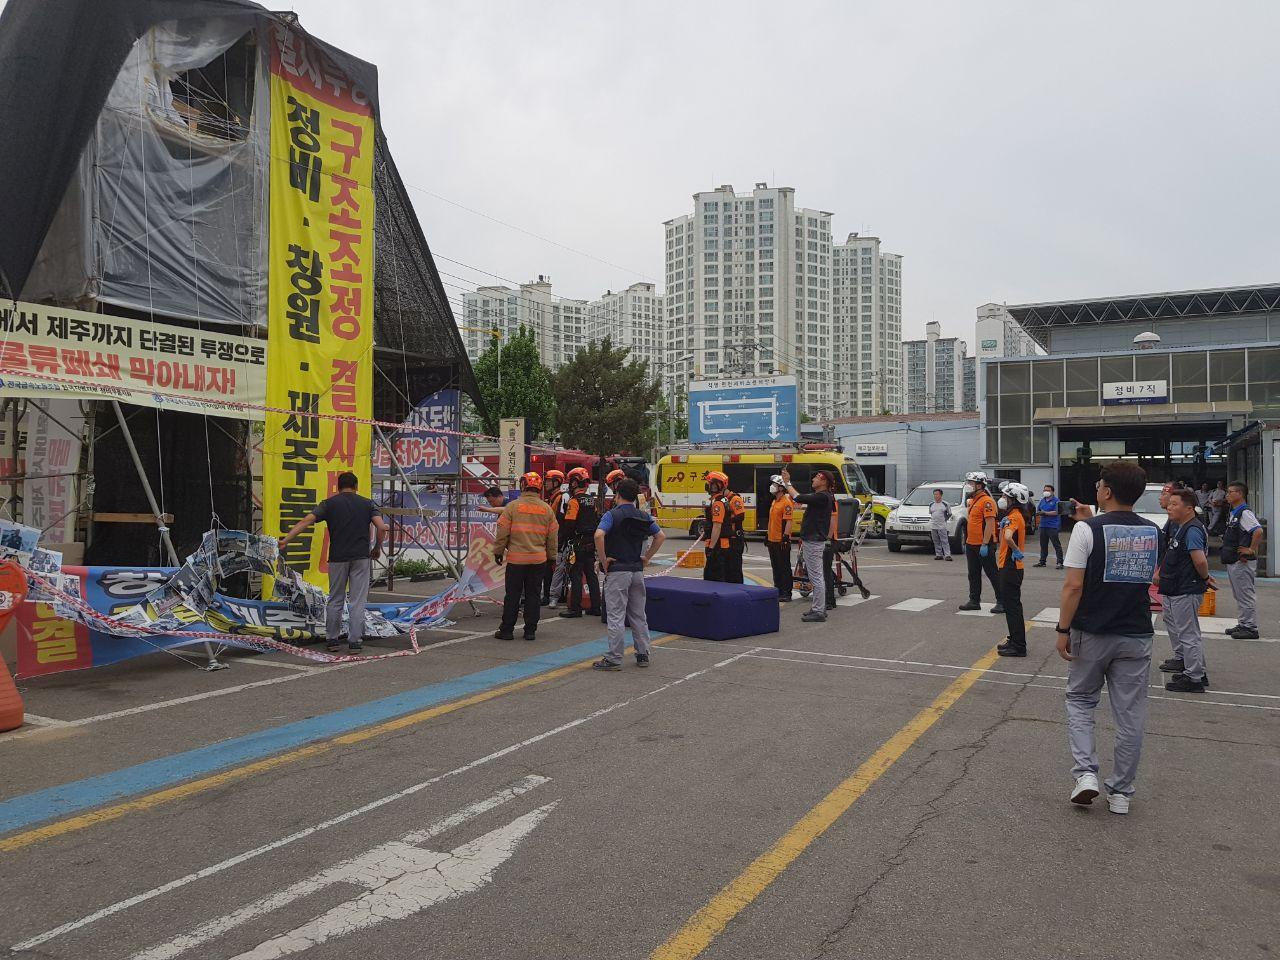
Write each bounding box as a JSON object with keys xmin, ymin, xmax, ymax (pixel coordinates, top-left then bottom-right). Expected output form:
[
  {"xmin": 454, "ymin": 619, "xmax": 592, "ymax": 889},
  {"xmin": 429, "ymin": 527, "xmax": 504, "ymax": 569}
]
[
  {"xmin": 1, "ymin": 636, "xmax": 675, "ymax": 854},
  {"xmin": 650, "ymin": 646, "xmax": 1000, "ymax": 960}
]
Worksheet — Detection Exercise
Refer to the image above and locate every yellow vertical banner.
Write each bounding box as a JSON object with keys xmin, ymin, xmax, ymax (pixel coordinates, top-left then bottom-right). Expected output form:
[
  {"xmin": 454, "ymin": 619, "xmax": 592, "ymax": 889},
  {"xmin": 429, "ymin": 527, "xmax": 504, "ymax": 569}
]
[{"xmin": 265, "ymin": 24, "xmax": 375, "ymax": 588}]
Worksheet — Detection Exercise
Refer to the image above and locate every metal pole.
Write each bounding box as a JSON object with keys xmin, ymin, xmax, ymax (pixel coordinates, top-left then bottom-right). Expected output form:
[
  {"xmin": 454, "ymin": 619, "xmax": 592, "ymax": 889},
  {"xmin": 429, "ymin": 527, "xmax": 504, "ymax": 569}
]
[
  {"xmin": 111, "ymin": 401, "xmax": 224, "ymax": 669},
  {"xmin": 375, "ymin": 425, "xmax": 464, "ymax": 581},
  {"xmin": 669, "ymin": 388, "xmax": 676, "ymax": 449},
  {"xmin": 111, "ymin": 401, "xmax": 180, "ymax": 566},
  {"xmin": 9, "ymin": 399, "xmax": 19, "ymax": 518}
]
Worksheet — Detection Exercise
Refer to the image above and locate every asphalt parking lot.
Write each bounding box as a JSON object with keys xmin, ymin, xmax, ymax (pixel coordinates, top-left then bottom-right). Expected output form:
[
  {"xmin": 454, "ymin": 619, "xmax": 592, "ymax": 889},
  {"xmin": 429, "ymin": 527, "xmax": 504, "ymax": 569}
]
[{"xmin": 2, "ymin": 538, "xmax": 1278, "ymax": 959}]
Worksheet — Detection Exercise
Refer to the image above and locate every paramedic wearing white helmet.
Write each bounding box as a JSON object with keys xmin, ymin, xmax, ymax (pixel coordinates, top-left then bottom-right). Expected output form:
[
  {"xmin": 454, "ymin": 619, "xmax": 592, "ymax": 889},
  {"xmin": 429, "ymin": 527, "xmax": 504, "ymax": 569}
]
[{"xmin": 958, "ymin": 471, "xmax": 1004, "ymax": 614}]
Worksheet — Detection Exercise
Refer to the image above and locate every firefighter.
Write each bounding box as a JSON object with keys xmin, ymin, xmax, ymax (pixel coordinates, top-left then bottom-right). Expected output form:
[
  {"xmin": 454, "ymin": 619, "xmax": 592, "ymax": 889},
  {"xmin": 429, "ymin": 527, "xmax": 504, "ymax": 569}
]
[
  {"xmin": 703, "ymin": 471, "xmax": 746, "ymax": 584},
  {"xmin": 493, "ymin": 472, "xmax": 557, "ymax": 641},
  {"xmin": 558, "ymin": 467, "xmax": 600, "ymax": 618},
  {"xmin": 541, "ymin": 469, "xmax": 568, "ymax": 606}
]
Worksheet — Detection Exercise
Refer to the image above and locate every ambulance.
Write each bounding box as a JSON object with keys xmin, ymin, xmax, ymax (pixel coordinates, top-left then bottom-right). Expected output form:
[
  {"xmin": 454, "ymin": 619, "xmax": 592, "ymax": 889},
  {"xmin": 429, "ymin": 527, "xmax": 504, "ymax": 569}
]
[{"xmin": 653, "ymin": 445, "xmax": 897, "ymax": 538}]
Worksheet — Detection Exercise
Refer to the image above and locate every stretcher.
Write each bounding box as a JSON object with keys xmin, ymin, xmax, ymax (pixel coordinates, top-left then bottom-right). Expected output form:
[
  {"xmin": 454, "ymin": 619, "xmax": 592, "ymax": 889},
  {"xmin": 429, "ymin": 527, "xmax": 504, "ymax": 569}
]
[{"xmin": 794, "ymin": 499, "xmax": 875, "ymax": 601}]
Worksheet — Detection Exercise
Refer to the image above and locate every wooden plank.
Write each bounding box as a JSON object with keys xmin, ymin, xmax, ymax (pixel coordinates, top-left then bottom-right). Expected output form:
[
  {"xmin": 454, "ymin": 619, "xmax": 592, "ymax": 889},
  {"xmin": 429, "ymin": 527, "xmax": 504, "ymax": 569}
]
[{"xmin": 92, "ymin": 512, "xmax": 174, "ymax": 524}]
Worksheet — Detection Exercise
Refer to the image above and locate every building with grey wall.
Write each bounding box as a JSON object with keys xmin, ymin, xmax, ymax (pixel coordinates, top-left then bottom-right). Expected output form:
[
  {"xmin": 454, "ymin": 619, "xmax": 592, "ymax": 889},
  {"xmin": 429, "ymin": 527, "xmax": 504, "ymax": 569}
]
[
  {"xmin": 981, "ymin": 283, "xmax": 1280, "ymax": 575},
  {"xmin": 664, "ymin": 183, "xmax": 833, "ymax": 417},
  {"xmin": 828, "ymin": 412, "xmax": 980, "ymax": 498},
  {"xmin": 962, "ymin": 356, "xmax": 976, "ymax": 411},
  {"xmin": 833, "ymin": 234, "xmax": 903, "ymax": 416},
  {"xmin": 903, "ymin": 320, "xmax": 967, "ymax": 413}
]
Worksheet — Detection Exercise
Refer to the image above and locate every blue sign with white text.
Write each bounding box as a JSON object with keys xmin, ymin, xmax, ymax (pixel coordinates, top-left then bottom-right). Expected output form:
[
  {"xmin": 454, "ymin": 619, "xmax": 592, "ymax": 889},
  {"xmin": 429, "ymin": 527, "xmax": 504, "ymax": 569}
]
[
  {"xmin": 373, "ymin": 388, "xmax": 460, "ymax": 475},
  {"xmin": 688, "ymin": 376, "xmax": 799, "ymax": 444}
]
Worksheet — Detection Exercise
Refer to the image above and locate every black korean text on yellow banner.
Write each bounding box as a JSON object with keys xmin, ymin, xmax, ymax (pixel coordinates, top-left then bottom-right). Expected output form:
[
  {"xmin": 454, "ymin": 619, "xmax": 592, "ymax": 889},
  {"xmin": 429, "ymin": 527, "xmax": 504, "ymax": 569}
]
[{"xmin": 265, "ymin": 25, "xmax": 375, "ymax": 589}]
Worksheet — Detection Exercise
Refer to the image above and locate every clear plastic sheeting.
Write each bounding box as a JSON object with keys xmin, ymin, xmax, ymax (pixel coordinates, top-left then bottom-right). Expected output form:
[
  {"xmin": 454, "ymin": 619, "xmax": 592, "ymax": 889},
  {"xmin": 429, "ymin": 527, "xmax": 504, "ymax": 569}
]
[{"xmin": 24, "ymin": 18, "xmax": 268, "ymax": 327}]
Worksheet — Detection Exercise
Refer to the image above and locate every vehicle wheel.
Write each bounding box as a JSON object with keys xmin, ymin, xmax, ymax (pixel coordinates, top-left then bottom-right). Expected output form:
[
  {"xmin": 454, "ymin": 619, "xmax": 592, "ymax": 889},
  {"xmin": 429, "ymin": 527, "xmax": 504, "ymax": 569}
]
[
  {"xmin": 689, "ymin": 520, "xmax": 705, "ymax": 540},
  {"xmin": 873, "ymin": 515, "xmax": 886, "ymax": 539},
  {"xmin": 887, "ymin": 536, "xmax": 902, "ymax": 553},
  {"xmin": 837, "ymin": 584, "xmax": 848, "ymax": 596},
  {"xmin": 952, "ymin": 523, "xmax": 965, "ymax": 554}
]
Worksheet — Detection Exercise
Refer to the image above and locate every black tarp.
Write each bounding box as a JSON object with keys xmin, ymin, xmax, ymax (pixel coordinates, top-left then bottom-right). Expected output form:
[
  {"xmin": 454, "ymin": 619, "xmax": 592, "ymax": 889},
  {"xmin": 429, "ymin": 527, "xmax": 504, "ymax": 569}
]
[{"xmin": 0, "ymin": 0, "xmax": 378, "ymax": 298}]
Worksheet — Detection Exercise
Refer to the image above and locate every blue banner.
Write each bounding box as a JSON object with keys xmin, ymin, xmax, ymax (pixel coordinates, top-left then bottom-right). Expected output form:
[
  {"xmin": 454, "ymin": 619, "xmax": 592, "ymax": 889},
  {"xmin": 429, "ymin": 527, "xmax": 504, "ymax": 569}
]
[
  {"xmin": 688, "ymin": 376, "xmax": 798, "ymax": 444},
  {"xmin": 373, "ymin": 388, "xmax": 460, "ymax": 475}
]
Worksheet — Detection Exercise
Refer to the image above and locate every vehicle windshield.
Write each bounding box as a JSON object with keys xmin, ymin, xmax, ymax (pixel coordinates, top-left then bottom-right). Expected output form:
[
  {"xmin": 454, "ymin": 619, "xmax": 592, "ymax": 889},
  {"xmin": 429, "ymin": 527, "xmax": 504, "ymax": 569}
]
[
  {"xmin": 843, "ymin": 463, "xmax": 874, "ymax": 496},
  {"xmin": 1131, "ymin": 489, "xmax": 1166, "ymax": 514},
  {"xmin": 901, "ymin": 485, "xmax": 963, "ymax": 507}
]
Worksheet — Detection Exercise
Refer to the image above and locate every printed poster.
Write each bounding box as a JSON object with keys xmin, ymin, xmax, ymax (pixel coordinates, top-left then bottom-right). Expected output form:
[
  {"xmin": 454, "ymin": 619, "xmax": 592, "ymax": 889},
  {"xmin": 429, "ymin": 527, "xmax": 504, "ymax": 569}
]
[
  {"xmin": 263, "ymin": 23, "xmax": 376, "ymax": 589},
  {"xmin": 1101, "ymin": 523, "xmax": 1159, "ymax": 583}
]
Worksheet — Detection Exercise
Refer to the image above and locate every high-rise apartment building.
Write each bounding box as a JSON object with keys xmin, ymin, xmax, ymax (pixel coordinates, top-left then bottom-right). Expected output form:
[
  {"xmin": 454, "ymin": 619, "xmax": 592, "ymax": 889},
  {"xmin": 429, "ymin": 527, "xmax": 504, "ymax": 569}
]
[
  {"xmin": 833, "ymin": 234, "xmax": 902, "ymax": 415},
  {"xmin": 459, "ymin": 276, "xmax": 589, "ymax": 371},
  {"xmin": 962, "ymin": 356, "xmax": 977, "ymax": 412},
  {"xmin": 589, "ymin": 282, "xmax": 665, "ymax": 378},
  {"xmin": 974, "ymin": 303, "xmax": 1041, "ymax": 359},
  {"xmin": 664, "ymin": 184, "xmax": 834, "ymax": 416},
  {"xmin": 903, "ymin": 321, "xmax": 968, "ymax": 413}
]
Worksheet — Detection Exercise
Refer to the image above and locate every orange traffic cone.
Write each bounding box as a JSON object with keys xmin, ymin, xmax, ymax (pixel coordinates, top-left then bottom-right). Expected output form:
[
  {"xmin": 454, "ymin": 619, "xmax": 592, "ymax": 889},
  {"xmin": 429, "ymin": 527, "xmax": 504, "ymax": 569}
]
[
  {"xmin": 0, "ymin": 656, "xmax": 22, "ymax": 732},
  {"xmin": 0, "ymin": 560, "xmax": 28, "ymax": 732}
]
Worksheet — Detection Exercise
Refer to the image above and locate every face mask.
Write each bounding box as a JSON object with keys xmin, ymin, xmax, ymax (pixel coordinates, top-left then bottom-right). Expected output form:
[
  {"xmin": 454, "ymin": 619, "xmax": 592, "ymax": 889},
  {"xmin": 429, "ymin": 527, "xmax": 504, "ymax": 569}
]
[
  {"xmin": 998, "ymin": 497, "xmax": 1009, "ymax": 511},
  {"xmin": 1043, "ymin": 490, "xmax": 1052, "ymax": 497},
  {"xmin": 769, "ymin": 484, "xmax": 781, "ymax": 495},
  {"xmin": 963, "ymin": 483, "xmax": 975, "ymax": 495}
]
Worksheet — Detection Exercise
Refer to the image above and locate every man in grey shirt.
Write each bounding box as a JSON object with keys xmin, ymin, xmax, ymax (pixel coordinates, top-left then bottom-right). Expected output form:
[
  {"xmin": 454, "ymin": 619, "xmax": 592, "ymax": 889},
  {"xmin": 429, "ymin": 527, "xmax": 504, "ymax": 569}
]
[{"xmin": 928, "ymin": 488, "xmax": 953, "ymax": 561}]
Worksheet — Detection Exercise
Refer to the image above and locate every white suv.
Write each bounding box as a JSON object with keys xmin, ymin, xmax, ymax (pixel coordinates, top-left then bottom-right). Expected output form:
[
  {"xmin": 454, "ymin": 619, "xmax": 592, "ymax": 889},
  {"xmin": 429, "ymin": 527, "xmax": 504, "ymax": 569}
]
[{"xmin": 886, "ymin": 481, "xmax": 966, "ymax": 554}]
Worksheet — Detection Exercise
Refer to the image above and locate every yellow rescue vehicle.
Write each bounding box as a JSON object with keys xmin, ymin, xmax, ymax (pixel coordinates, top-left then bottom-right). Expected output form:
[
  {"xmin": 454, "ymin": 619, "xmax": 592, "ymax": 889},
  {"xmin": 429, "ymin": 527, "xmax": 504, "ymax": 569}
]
[{"xmin": 652, "ymin": 445, "xmax": 897, "ymax": 538}]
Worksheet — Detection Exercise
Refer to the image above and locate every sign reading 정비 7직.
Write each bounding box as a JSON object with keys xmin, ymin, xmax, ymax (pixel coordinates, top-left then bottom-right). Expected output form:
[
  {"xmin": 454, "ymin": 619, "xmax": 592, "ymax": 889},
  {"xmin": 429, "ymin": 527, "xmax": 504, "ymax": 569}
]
[{"xmin": 688, "ymin": 376, "xmax": 798, "ymax": 444}]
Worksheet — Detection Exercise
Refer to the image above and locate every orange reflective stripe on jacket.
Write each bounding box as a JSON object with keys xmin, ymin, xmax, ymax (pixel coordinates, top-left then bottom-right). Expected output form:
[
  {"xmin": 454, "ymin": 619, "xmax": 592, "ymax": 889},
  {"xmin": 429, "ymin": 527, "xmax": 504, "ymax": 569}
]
[{"xmin": 494, "ymin": 492, "xmax": 557, "ymax": 563}]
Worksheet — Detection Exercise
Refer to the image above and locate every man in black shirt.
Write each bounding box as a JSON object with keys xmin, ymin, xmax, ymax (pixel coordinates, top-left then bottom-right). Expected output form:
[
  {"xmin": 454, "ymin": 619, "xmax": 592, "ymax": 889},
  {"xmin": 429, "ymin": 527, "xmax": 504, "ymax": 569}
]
[
  {"xmin": 278, "ymin": 472, "xmax": 389, "ymax": 653},
  {"xmin": 1055, "ymin": 461, "xmax": 1158, "ymax": 815},
  {"xmin": 780, "ymin": 467, "xmax": 835, "ymax": 623}
]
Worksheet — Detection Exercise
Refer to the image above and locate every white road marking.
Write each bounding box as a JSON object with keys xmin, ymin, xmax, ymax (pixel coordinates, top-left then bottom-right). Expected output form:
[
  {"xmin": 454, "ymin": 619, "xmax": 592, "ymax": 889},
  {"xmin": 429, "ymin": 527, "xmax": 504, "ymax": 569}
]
[
  {"xmin": 854, "ymin": 562, "xmax": 927, "ymax": 568},
  {"xmin": 16, "ymin": 713, "xmax": 70, "ymax": 727},
  {"xmin": 663, "ymin": 642, "xmax": 1280, "ymax": 703},
  {"xmin": 14, "ymin": 649, "xmax": 757, "ymax": 952},
  {"xmin": 1037, "ymin": 605, "xmax": 1279, "ymax": 642},
  {"xmin": 229, "ymin": 658, "xmax": 322, "ymax": 673},
  {"xmin": 886, "ymin": 597, "xmax": 943, "ymax": 612},
  {"xmin": 127, "ymin": 780, "xmax": 554, "ymax": 960},
  {"xmin": 728, "ymin": 651, "xmax": 1280, "ymax": 712},
  {"xmin": 835, "ymin": 594, "xmax": 879, "ymax": 608}
]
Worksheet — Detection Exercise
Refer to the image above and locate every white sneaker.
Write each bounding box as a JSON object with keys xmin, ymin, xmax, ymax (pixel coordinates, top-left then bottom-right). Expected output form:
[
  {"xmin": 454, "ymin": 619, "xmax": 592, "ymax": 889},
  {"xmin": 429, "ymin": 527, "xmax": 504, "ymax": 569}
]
[
  {"xmin": 1070, "ymin": 773, "xmax": 1100, "ymax": 805},
  {"xmin": 1107, "ymin": 793, "xmax": 1130, "ymax": 815},
  {"xmin": 548, "ymin": 601, "xmax": 559, "ymax": 610}
]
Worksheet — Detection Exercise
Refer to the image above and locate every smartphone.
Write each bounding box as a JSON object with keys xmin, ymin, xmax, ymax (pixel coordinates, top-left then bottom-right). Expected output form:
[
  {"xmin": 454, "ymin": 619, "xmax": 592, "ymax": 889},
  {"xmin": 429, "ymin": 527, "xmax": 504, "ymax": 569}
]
[{"xmin": 1058, "ymin": 500, "xmax": 1077, "ymax": 518}]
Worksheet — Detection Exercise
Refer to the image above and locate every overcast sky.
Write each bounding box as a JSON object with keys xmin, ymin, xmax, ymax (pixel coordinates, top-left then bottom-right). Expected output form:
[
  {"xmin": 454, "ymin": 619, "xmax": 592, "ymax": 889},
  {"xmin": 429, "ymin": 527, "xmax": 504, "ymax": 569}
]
[{"xmin": 68, "ymin": 1, "xmax": 1280, "ymax": 342}]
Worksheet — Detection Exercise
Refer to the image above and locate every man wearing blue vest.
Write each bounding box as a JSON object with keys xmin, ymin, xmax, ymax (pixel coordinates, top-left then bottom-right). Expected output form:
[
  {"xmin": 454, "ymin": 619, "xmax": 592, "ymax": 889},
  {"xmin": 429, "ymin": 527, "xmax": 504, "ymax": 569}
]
[
  {"xmin": 1055, "ymin": 461, "xmax": 1159, "ymax": 816},
  {"xmin": 1156, "ymin": 488, "xmax": 1212, "ymax": 694},
  {"xmin": 1222, "ymin": 481, "xmax": 1263, "ymax": 640},
  {"xmin": 1034, "ymin": 483, "xmax": 1064, "ymax": 569},
  {"xmin": 592, "ymin": 478, "xmax": 665, "ymax": 671}
]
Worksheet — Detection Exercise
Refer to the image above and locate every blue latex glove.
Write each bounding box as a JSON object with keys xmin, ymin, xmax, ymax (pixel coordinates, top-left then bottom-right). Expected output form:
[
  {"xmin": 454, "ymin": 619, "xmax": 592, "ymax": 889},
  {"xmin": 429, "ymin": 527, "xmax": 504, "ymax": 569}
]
[
  {"xmin": 979, "ymin": 544, "xmax": 989, "ymax": 558},
  {"xmin": 1012, "ymin": 549, "xmax": 1025, "ymax": 562}
]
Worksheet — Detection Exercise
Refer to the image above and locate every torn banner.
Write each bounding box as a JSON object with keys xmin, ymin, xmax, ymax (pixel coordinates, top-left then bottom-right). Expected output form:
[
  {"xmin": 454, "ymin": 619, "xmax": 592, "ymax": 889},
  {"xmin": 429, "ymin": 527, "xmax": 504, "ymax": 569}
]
[{"xmin": 14, "ymin": 528, "xmax": 490, "ymax": 677}]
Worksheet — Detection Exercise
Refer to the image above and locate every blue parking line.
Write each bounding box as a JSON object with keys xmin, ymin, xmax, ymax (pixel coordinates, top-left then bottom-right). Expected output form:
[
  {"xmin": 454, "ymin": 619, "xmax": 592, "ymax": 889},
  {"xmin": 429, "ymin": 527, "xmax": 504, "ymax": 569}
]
[{"xmin": 0, "ymin": 635, "xmax": 614, "ymax": 836}]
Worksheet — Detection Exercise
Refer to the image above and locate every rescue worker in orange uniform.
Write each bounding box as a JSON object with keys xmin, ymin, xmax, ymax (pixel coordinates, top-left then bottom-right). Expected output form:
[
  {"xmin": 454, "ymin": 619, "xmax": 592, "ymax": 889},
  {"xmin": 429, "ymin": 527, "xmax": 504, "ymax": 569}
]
[
  {"xmin": 541, "ymin": 469, "xmax": 568, "ymax": 607},
  {"xmin": 703, "ymin": 471, "xmax": 746, "ymax": 584},
  {"xmin": 765, "ymin": 474, "xmax": 794, "ymax": 600},
  {"xmin": 493, "ymin": 472, "xmax": 558, "ymax": 641}
]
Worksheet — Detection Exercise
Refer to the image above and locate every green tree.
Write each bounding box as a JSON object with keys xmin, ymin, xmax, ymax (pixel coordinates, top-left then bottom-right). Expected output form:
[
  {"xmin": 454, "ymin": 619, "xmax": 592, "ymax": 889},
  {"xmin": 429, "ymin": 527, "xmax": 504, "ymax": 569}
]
[
  {"xmin": 472, "ymin": 326, "xmax": 555, "ymax": 438},
  {"xmin": 552, "ymin": 338, "xmax": 660, "ymax": 457}
]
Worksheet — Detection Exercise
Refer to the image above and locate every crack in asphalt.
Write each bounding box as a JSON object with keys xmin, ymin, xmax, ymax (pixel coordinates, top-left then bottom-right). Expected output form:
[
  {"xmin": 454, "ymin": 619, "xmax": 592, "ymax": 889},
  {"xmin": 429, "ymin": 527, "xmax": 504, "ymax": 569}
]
[{"xmin": 804, "ymin": 648, "xmax": 1050, "ymax": 960}]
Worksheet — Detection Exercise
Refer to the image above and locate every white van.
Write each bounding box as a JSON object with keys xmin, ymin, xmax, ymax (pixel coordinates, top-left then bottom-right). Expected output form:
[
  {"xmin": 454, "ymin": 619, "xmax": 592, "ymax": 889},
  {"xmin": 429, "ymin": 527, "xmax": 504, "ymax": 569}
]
[{"xmin": 885, "ymin": 481, "xmax": 966, "ymax": 553}]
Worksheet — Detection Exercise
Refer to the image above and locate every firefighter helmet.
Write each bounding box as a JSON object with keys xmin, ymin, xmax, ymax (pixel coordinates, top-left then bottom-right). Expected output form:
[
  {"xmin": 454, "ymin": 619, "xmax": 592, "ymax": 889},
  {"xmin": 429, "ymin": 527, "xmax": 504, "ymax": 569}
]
[
  {"xmin": 605, "ymin": 468, "xmax": 626, "ymax": 486},
  {"xmin": 520, "ymin": 471, "xmax": 543, "ymax": 491},
  {"xmin": 567, "ymin": 466, "xmax": 591, "ymax": 485},
  {"xmin": 544, "ymin": 469, "xmax": 566, "ymax": 485}
]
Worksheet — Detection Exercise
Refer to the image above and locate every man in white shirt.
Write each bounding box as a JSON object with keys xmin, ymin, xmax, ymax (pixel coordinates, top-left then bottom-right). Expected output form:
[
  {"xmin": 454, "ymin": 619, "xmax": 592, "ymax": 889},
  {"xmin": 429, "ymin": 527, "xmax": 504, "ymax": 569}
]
[{"xmin": 1223, "ymin": 481, "xmax": 1263, "ymax": 639}]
